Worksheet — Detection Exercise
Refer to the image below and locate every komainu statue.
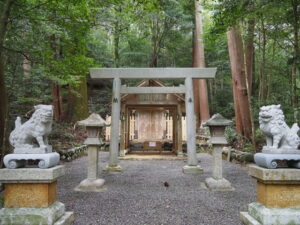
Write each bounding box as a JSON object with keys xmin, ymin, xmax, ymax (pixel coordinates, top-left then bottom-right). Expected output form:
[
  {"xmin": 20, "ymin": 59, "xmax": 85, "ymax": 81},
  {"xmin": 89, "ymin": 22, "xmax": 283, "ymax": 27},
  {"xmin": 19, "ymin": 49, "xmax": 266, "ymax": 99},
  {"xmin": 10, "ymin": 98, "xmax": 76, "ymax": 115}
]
[
  {"xmin": 255, "ymin": 104, "xmax": 300, "ymax": 169},
  {"xmin": 9, "ymin": 104, "xmax": 53, "ymax": 153},
  {"xmin": 259, "ymin": 104, "xmax": 300, "ymax": 150},
  {"xmin": 4, "ymin": 105, "xmax": 60, "ymax": 169}
]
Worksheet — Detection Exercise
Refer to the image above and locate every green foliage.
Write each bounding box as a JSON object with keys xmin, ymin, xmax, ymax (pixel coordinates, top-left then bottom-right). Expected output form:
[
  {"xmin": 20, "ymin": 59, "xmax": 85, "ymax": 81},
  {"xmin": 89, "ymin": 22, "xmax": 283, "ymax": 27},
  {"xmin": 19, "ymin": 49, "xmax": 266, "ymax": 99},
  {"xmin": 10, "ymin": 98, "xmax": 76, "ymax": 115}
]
[{"xmin": 3, "ymin": 0, "xmax": 99, "ymax": 128}]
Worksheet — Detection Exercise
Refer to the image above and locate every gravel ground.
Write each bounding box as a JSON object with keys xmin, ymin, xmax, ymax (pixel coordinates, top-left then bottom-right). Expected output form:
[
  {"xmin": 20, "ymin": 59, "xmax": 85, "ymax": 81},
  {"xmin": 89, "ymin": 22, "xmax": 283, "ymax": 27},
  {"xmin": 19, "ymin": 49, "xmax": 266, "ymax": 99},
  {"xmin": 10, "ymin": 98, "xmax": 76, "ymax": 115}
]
[{"xmin": 58, "ymin": 152, "xmax": 256, "ymax": 225}]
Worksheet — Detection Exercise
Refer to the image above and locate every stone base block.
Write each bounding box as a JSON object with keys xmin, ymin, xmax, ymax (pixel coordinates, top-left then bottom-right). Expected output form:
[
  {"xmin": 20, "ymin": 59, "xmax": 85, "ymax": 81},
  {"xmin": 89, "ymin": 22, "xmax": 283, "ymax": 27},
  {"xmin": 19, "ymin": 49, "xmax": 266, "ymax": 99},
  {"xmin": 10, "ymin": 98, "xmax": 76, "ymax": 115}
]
[
  {"xmin": 257, "ymin": 181, "xmax": 300, "ymax": 207},
  {"xmin": 0, "ymin": 165, "xmax": 65, "ymax": 183},
  {"xmin": 104, "ymin": 165, "xmax": 122, "ymax": 172},
  {"xmin": 54, "ymin": 212, "xmax": 74, "ymax": 225},
  {"xmin": 177, "ymin": 152, "xmax": 184, "ymax": 157},
  {"xmin": 262, "ymin": 146, "xmax": 300, "ymax": 154},
  {"xmin": 5, "ymin": 182, "xmax": 56, "ymax": 208},
  {"xmin": 205, "ymin": 177, "xmax": 234, "ymax": 191},
  {"xmin": 14, "ymin": 145, "xmax": 53, "ymax": 154},
  {"xmin": 182, "ymin": 165, "xmax": 203, "ymax": 174},
  {"xmin": 119, "ymin": 149, "xmax": 129, "ymax": 157},
  {"xmin": 248, "ymin": 164, "xmax": 300, "ymax": 184},
  {"xmin": 254, "ymin": 153, "xmax": 300, "ymax": 169},
  {"xmin": 0, "ymin": 201, "xmax": 70, "ymax": 225},
  {"xmin": 4, "ymin": 152, "xmax": 60, "ymax": 169},
  {"xmin": 74, "ymin": 178, "xmax": 105, "ymax": 192},
  {"xmin": 240, "ymin": 212, "xmax": 262, "ymax": 225},
  {"xmin": 242, "ymin": 202, "xmax": 300, "ymax": 225}
]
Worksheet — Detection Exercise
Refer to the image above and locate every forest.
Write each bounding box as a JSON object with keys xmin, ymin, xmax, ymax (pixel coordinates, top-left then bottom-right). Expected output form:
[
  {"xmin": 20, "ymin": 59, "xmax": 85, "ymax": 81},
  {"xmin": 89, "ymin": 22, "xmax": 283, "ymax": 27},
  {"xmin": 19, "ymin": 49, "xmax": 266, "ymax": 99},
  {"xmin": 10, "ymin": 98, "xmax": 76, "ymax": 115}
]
[{"xmin": 0, "ymin": 0, "xmax": 299, "ymax": 164}]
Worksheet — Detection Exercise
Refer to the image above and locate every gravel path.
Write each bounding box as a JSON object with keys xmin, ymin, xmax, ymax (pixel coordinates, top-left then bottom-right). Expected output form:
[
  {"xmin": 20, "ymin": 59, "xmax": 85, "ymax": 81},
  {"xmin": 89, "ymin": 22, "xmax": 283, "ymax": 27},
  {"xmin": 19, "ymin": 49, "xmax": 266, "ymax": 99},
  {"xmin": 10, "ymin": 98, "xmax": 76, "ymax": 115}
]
[{"xmin": 58, "ymin": 152, "xmax": 256, "ymax": 225}]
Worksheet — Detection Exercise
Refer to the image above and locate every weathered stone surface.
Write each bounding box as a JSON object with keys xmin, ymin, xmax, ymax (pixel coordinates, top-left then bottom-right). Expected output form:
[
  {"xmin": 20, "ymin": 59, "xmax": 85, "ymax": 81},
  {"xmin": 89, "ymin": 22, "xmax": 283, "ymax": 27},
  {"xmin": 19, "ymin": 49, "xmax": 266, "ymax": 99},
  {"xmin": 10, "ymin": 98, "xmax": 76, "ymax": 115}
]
[
  {"xmin": 74, "ymin": 178, "xmax": 105, "ymax": 192},
  {"xmin": 240, "ymin": 212, "xmax": 261, "ymax": 225},
  {"xmin": 248, "ymin": 164, "xmax": 300, "ymax": 183},
  {"xmin": 248, "ymin": 202, "xmax": 300, "ymax": 225},
  {"xmin": 9, "ymin": 105, "xmax": 54, "ymax": 154},
  {"xmin": 257, "ymin": 181, "xmax": 300, "ymax": 208},
  {"xmin": 259, "ymin": 104, "xmax": 300, "ymax": 150},
  {"xmin": 4, "ymin": 182, "xmax": 56, "ymax": 208},
  {"xmin": 182, "ymin": 165, "xmax": 203, "ymax": 174},
  {"xmin": 4, "ymin": 152, "xmax": 60, "ymax": 169},
  {"xmin": 0, "ymin": 165, "xmax": 65, "ymax": 183},
  {"xmin": 54, "ymin": 212, "xmax": 74, "ymax": 225},
  {"xmin": 77, "ymin": 113, "xmax": 109, "ymax": 127},
  {"xmin": 241, "ymin": 164, "xmax": 300, "ymax": 225},
  {"xmin": 254, "ymin": 153, "xmax": 300, "ymax": 169},
  {"xmin": 0, "ymin": 201, "xmax": 65, "ymax": 225},
  {"xmin": 205, "ymin": 177, "xmax": 234, "ymax": 191},
  {"xmin": 105, "ymin": 165, "xmax": 122, "ymax": 173},
  {"xmin": 262, "ymin": 147, "xmax": 300, "ymax": 154}
]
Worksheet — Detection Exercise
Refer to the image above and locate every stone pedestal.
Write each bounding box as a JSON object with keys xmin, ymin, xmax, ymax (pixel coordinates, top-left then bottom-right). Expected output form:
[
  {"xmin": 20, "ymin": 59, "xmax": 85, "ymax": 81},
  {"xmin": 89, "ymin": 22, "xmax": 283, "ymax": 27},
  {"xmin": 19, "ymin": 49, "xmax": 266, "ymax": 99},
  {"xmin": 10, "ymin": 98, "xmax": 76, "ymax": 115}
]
[
  {"xmin": 0, "ymin": 166, "xmax": 74, "ymax": 225},
  {"xmin": 241, "ymin": 164, "xmax": 300, "ymax": 225},
  {"xmin": 205, "ymin": 146, "xmax": 233, "ymax": 191},
  {"xmin": 105, "ymin": 164, "xmax": 123, "ymax": 173},
  {"xmin": 75, "ymin": 145, "xmax": 105, "ymax": 191},
  {"xmin": 182, "ymin": 165, "xmax": 203, "ymax": 174}
]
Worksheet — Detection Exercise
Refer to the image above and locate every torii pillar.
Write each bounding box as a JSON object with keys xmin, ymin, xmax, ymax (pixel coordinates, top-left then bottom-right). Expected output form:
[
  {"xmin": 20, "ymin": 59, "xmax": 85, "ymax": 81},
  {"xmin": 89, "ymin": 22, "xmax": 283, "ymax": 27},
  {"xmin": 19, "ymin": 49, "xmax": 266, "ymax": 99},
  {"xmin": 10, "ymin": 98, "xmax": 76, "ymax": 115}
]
[
  {"xmin": 182, "ymin": 76, "xmax": 203, "ymax": 174},
  {"xmin": 106, "ymin": 77, "xmax": 122, "ymax": 172},
  {"xmin": 90, "ymin": 68, "xmax": 216, "ymax": 174}
]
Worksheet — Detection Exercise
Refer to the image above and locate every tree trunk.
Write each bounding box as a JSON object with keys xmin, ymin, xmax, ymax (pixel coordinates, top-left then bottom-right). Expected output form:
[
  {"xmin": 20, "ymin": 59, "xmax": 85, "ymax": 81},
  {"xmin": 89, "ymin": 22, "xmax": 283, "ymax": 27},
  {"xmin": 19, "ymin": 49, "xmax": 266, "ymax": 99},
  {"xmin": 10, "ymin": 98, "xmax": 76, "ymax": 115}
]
[
  {"xmin": 50, "ymin": 34, "xmax": 63, "ymax": 121},
  {"xmin": 291, "ymin": 0, "xmax": 299, "ymax": 122},
  {"xmin": 113, "ymin": 30, "xmax": 120, "ymax": 68},
  {"xmin": 193, "ymin": 0, "xmax": 210, "ymax": 125},
  {"xmin": 149, "ymin": 17, "xmax": 159, "ymax": 67},
  {"xmin": 65, "ymin": 76, "xmax": 89, "ymax": 122},
  {"xmin": 0, "ymin": 0, "xmax": 14, "ymax": 166},
  {"xmin": 113, "ymin": 7, "xmax": 121, "ymax": 69},
  {"xmin": 227, "ymin": 26, "xmax": 253, "ymax": 140},
  {"xmin": 244, "ymin": 19, "xmax": 255, "ymax": 95},
  {"xmin": 52, "ymin": 83, "xmax": 63, "ymax": 121},
  {"xmin": 258, "ymin": 19, "xmax": 268, "ymax": 101}
]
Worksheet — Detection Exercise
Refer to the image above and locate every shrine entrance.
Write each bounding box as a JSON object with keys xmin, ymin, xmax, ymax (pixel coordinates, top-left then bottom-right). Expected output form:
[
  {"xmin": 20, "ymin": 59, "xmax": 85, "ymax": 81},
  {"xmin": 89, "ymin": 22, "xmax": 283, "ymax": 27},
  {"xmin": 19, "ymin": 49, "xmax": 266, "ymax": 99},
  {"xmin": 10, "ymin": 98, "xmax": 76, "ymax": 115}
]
[
  {"xmin": 117, "ymin": 79, "xmax": 185, "ymax": 155},
  {"xmin": 126, "ymin": 105, "xmax": 178, "ymax": 155},
  {"xmin": 90, "ymin": 68, "xmax": 216, "ymax": 172}
]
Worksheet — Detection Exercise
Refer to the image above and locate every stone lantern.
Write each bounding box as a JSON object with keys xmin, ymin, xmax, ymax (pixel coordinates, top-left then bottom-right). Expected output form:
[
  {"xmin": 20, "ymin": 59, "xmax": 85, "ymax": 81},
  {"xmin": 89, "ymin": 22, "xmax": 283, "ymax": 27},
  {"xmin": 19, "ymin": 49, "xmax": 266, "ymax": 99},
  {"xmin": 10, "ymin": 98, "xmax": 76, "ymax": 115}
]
[
  {"xmin": 75, "ymin": 113, "xmax": 109, "ymax": 191},
  {"xmin": 203, "ymin": 114, "xmax": 233, "ymax": 190}
]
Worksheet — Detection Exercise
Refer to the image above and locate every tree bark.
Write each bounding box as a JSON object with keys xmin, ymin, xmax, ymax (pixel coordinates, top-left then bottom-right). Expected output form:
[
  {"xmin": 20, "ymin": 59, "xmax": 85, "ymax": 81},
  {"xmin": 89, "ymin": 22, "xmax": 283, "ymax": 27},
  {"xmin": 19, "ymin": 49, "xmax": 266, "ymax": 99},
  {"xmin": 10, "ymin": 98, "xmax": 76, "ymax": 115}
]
[
  {"xmin": 244, "ymin": 19, "xmax": 255, "ymax": 95},
  {"xmin": 52, "ymin": 83, "xmax": 63, "ymax": 121},
  {"xmin": 65, "ymin": 76, "xmax": 89, "ymax": 122},
  {"xmin": 192, "ymin": 0, "xmax": 210, "ymax": 125},
  {"xmin": 258, "ymin": 19, "xmax": 268, "ymax": 101},
  {"xmin": 291, "ymin": 0, "xmax": 299, "ymax": 122},
  {"xmin": 0, "ymin": 0, "xmax": 14, "ymax": 166},
  {"xmin": 50, "ymin": 34, "xmax": 63, "ymax": 121},
  {"xmin": 227, "ymin": 26, "xmax": 253, "ymax": 140}
]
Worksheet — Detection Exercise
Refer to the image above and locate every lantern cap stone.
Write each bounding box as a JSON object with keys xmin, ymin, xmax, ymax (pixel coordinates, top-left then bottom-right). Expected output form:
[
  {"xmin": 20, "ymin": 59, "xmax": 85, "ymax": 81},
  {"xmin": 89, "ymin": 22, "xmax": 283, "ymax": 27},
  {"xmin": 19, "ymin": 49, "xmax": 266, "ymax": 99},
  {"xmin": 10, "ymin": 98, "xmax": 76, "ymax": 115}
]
[
  {"xmin": 203, "ymin": 113, "xmax": 232, "ymax": 127},
  {"xmin": 77, "ymin": 113, "xmax": 110, "ymax": 127}
]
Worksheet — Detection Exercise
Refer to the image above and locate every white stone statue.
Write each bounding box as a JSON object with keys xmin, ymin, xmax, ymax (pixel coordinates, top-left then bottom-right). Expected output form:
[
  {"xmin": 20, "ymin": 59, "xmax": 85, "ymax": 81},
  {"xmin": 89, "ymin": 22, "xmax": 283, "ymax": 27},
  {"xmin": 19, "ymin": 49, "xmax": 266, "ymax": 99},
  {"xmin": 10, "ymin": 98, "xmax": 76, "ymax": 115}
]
[
  {"xmin": 255, "ymin": 104, "xmax": 300, "ymax": 169},
  {"xmin": 259, "ymin": 104, "xmax": 300, "ymax": 150},
  {"xmin": 9, "ymin": 104, "xmax": 53, "ymax": 153},
  {"xmin": 4, "ymin": 105, "xmax": 60, "ymax": 169}
]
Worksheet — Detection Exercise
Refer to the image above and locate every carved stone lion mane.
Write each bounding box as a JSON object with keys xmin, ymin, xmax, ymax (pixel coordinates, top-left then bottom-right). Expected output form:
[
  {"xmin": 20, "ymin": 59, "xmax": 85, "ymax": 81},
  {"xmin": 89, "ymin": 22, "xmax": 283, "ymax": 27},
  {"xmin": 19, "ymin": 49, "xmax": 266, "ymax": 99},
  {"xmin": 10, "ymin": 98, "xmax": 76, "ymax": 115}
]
[
  {"xmin": 9, "ymin": 105, "xmax": 53, "ymax": 151},
  {"xmin": 259, "ymin": 104, "xmax": 300, "ymax": 150}
]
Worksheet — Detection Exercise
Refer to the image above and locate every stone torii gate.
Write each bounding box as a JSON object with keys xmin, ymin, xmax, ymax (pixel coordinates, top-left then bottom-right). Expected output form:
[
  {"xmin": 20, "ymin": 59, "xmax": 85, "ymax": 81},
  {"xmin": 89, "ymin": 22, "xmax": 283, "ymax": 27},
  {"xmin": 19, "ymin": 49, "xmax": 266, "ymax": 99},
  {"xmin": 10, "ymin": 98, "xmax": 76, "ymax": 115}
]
[{"xmin": 90, "ymin": 68, "xmax": 217, "ymax": 174}]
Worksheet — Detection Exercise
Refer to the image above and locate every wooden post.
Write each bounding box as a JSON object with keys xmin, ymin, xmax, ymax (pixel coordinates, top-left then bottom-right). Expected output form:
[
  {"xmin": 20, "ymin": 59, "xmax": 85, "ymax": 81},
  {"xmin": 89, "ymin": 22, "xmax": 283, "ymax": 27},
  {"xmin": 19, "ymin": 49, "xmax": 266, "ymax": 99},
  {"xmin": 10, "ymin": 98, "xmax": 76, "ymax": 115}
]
[
  {"xmin": 107, "ymin": 78, "xmax": 122, "ymax": 172},
  {"xmin": 172, "ymin": 109, "xmax": 177, "ymax": 153},
  {"xmin": 125, "ymin": 107, "xmax": 129, "ymax": 150},
  {"xmin": 177, "ymin": 104, "xmax": 183, "ymax": 156},
  {"xmin": 120, "ymin": 104, "xmax": 126, "ymax": 156}
]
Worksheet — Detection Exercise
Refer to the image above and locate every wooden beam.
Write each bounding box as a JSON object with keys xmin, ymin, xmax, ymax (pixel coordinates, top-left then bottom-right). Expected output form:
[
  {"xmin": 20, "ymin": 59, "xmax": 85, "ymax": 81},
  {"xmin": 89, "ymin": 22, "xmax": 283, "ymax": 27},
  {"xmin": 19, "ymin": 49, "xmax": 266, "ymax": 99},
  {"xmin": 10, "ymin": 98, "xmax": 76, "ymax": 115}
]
[
  {"xmin": 120, "ymin": 86, "xmax": 185, "ymax": 94},
  {"xmin": 90, "ymin": 68, "xmax": 217, "ymax": 79}
]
